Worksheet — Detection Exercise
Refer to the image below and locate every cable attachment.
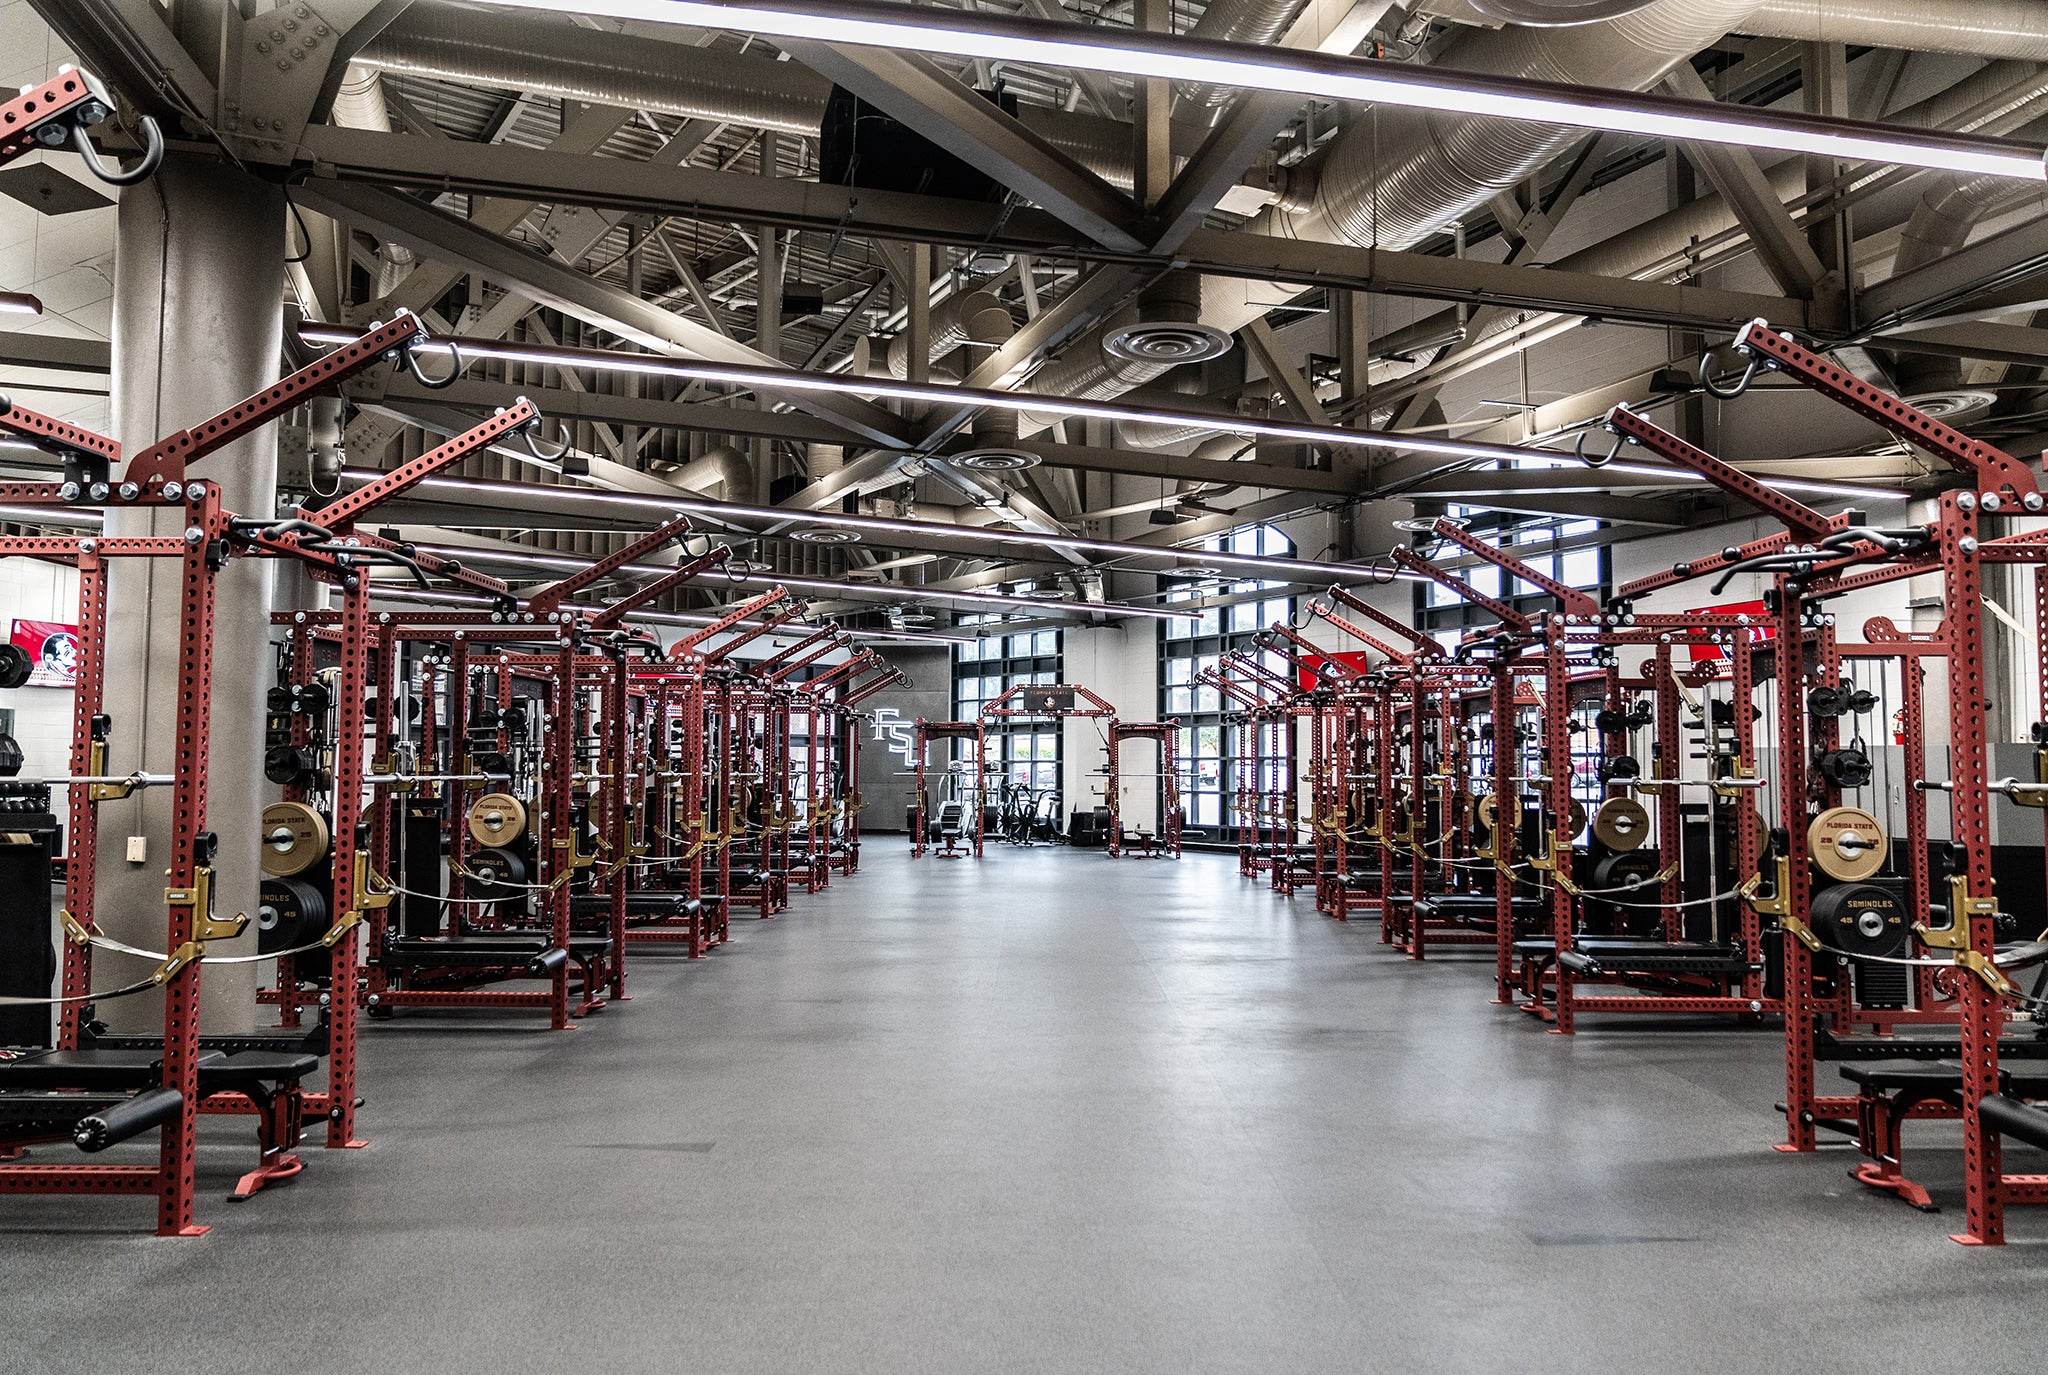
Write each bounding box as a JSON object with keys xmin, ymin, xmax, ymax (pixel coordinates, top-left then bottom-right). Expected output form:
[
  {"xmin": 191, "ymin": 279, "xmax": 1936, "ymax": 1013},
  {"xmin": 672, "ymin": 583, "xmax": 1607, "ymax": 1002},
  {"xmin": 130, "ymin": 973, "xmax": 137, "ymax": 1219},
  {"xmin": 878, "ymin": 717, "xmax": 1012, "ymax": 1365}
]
[
  {"xmin": 1575, "ymin": 425, "xmax": 1623, "ymax": 468},
  {"xmin": 403, "ymin": 338, "xmax": 463, "ymax": 390},
  {"xmin": 1698, "ymin": 345, "xmax": 1760, "ymax": 400},
  {"xmin": 518, "ymin": 416, "xmax": 572, "ymax": 462},
  {"xmin": 67, "ymin": 114, "xmax": 162, "ymax": 186}
]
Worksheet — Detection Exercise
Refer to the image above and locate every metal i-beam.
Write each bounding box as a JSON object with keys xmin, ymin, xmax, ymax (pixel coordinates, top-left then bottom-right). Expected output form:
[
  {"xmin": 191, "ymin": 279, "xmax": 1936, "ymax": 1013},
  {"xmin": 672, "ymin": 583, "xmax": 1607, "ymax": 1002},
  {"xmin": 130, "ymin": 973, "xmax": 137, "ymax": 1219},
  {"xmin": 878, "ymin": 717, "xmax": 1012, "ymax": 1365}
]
[
  {"xmin": 293, "ymin": 179, "xmax": 908, "ymax": 447},
  {"xmin": 292, "ymin": 129, "xmax": 1807, "ymax": 333},
  {"xmin": 778, "ymin": 42, "xmax": 1145, "ymax": 252},
  {"xmin": 352, "ymin": 374, "xmax": 860, "ymax": 445},
  {"xmin": 1662, "ymin": 65, "xmax": 1829, "ymax": 301}
]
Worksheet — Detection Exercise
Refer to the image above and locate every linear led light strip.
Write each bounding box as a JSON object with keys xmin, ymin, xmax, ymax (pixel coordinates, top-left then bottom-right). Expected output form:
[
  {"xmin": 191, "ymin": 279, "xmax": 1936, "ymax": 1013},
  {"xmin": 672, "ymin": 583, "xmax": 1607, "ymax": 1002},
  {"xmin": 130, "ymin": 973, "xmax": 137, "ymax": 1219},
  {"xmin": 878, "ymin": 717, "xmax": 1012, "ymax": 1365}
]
[
  {"xmin": 367, "ymin": 582, "xmax": 976, "ymax": 645},
  {"xmin": 468, "ymin": 0, "xmax": 2047, "ymax": 181},
  {"xmin": 300, "ymin": 324, "xmax": 1535, "ymax": 468},
  {"xmin": 303, "ymin": 326, "xmax": 1918, "ymax": 507},
  {"xmin": 399, "ymin": 537, "xmax": 1201, "ymax": 621},
  {"xmin": 357, "ymin": 468, "xmax": 1427, "ymax": 586}
]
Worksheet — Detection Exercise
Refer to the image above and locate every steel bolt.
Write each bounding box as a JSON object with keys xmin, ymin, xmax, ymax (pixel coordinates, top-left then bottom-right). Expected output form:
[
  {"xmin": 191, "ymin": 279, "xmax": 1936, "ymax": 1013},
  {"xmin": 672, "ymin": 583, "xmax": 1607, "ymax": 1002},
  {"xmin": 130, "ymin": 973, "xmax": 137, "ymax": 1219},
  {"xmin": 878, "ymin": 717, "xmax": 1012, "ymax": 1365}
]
[
  {"xmin": 184, "ymin": 527, "xmax": 205, "ymax": 545},
  {"xmin": 79, "ymin": 538, "xmax": 97, "ymax": 553},
  {"xmin": 1958, "ymin": 492, "xmax": 1978, "ymax": 511},
  {"xmin": 2026, "ymin": 492, "xmax": 2046, "ymax": 512},
  {"xmin": 57, "ymin": 482, "xmax": 79, "ymax": 502},
  {"xmin": 118, "ymin": 482, "xmax": 138, "ymax": 500},
  {"xmin": 162, "ymin": 482, "xmax": 183, "ymax": 501},
  {"xmin": 1960, "ymin": 536, "xmax": 1980, "ymax": 554},
  {"xmin": 1982, "ymin": 492, "xmax": 2003, "ymax": 512},
  {"xmin": 88, "ymin": 483, "xmax": 108, "ymax": 502}
]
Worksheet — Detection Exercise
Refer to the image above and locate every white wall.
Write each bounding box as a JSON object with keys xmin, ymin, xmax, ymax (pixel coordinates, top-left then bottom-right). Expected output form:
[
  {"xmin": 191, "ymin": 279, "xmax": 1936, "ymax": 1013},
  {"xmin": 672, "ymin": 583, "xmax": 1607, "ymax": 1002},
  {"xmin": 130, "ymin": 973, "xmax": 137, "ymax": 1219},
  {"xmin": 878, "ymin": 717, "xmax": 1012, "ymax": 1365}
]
[
  {"xmin": 0, "ymin": 556, "xmax": 79, "ymax": 776},
  {"xmin": 1061, "ymin": 622, "xmax": 1161, "ymax": 831}
]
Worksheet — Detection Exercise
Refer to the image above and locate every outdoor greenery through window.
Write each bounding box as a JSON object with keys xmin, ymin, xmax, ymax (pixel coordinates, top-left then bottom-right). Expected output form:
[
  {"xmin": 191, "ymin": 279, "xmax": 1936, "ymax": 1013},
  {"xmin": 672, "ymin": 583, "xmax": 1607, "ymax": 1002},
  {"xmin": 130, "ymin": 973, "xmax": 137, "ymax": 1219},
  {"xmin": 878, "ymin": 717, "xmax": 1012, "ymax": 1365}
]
[{"xmin": 1159, "ymin": 524, "xmax": 1296, "ymax": 833}]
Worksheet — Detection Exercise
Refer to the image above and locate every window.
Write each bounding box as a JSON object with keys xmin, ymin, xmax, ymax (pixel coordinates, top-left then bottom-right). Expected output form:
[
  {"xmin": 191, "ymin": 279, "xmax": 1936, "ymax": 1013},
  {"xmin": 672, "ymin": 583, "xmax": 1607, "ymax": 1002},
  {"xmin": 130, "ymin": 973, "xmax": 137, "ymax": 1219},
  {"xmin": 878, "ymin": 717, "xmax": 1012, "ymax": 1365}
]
[
  {"xmin": 954, "ymin": 616, "xmax": 1063, "ymax": 801},
  {"xmin": 1158, "ymin": 524, "xmax": 1296, "ymax": 834}
]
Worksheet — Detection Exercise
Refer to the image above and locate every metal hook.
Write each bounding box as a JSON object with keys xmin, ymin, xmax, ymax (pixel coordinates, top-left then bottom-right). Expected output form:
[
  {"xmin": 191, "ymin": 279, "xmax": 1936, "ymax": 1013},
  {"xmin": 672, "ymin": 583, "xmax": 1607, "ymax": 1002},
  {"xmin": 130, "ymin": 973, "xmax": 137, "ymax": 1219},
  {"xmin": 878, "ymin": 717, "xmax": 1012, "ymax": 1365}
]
[
  {"xmin": 404, "ymin": 339, "xmax": 463, "ymax": 390},
  {"xmin": 1574, "ymin": 427, "xmax": 1623, "ymax": 469},
  {"xmin": 519, "ymin": 418, "xmax": 572, "ymax": 463},
  {"xmin": 1698, "ymin": 347, "xmax": 1759, "ymax": 401},
  {"xmin": 69, "ymin": 117, "xmax": 162, "ymax": 187}
]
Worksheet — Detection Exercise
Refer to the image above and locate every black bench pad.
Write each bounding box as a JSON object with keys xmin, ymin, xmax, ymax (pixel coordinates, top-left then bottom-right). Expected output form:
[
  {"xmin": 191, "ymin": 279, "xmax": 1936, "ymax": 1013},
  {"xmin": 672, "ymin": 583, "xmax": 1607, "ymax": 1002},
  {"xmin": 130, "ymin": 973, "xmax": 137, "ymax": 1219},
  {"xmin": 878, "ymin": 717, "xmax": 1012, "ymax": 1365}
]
[{"xmin": 0, "ymin": 1048, "xmax": 225, "ymax": 1090}]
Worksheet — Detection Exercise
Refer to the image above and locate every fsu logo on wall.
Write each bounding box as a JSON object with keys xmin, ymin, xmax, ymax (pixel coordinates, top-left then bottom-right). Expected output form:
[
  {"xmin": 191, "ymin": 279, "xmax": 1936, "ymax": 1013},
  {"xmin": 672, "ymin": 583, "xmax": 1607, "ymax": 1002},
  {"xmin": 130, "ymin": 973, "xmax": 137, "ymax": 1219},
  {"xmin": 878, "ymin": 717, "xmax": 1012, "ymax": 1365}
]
[
  {"xmin": 10, "ymin": 619, "xmax": 80, "ymax": 687},
  {"xmin": 1025, "ymin": 686, "xmax": 1075, "ymax": 713}
]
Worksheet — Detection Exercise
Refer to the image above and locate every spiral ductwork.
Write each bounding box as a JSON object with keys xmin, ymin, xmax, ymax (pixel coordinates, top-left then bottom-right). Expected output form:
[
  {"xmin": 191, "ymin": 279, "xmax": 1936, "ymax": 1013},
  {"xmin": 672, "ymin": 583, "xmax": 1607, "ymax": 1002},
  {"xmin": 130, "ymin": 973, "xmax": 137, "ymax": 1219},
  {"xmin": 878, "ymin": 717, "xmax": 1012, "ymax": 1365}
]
[
  {"xmin": 671, "ymin": 444, "xmax": 753, "ymax": 499},
  {"xmin": 1179, "ymin": 0, "xmax": 1316, "ymax": 108},
  {"xmin": 1296, "ymin": 1, "xmax": 1757, "ymax": 255},
  {"xmin": 331, "ymin": 62, "xmax": 392, "ymax": 131},
  {"xmin": 886, "ymin": 290, "xmax": 1015, "ymax": 378},
  {"xmin": 1743, "ymin": 1, "xmax": 2048, "ymax": 63}
]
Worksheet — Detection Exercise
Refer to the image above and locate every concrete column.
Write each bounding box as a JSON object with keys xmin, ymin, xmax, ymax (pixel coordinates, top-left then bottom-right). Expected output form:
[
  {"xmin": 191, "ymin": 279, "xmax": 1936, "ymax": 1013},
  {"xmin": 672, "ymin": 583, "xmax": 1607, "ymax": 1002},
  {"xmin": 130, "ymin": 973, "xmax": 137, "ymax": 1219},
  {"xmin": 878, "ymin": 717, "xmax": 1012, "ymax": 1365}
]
[{"xmin": 97, "ymin": 152, "xmax": 284, "ymax": 1033}]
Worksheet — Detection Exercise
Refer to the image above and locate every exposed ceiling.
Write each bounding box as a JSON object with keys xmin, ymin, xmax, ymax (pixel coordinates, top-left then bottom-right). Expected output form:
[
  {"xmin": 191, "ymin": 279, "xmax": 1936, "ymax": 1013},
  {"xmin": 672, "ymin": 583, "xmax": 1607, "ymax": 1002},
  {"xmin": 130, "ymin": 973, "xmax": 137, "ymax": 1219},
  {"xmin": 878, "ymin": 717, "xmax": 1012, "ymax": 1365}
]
[{"xmin": 3, "ymin": 0, "xmax": 2047, "ymax": 631}]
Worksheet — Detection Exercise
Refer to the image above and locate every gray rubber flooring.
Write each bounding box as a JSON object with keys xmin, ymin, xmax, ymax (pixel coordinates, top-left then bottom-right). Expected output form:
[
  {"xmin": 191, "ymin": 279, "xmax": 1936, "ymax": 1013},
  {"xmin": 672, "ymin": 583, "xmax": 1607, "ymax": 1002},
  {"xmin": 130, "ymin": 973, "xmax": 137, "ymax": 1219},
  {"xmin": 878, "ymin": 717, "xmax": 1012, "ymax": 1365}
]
[{"xmin": 5, "ymin": 847, "xmax": 2047, "ymax": 1373}]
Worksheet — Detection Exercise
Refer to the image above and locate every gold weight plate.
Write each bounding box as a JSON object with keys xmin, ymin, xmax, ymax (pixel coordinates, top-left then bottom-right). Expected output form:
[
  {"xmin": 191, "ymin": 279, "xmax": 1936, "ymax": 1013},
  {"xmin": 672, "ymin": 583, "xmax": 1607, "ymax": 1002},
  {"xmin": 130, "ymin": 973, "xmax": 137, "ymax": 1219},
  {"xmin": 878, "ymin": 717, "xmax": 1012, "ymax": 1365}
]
[
  {"xmin": 1475, "ymin": 792, "xmax": 1497, "ymax": 832},
  {"xmin": 1809, "ymin": 805, "xmax": 1887, "ymax": 882},
  {"xmin": 1592, "ymin": 796, "xmax": 1651, "ymax": 852},
  {"xmin": 260, "ymin": 801, "xmax": 330, "ymax": 877},
  {"xmin": 468, "ymin": 792, "xmax": 529, "ymax": 847},
  {"xmin": 1567, "ymin": 799, "xmax": 1588, "ymax": 836}
]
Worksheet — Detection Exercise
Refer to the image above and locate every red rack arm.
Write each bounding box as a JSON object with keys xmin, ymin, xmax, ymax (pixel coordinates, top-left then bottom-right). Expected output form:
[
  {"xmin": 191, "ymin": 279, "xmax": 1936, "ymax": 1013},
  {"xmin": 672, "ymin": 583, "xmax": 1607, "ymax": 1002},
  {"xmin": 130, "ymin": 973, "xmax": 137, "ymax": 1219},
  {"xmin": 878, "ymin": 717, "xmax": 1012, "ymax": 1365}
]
[
  {"xmin": 1199, "ymin": 667, "xmax": 1268, "ymax": 710},
  {"xmin": 844, "ymin": 666, "xmax": 903, "ymax": 706},
  {"xmin": 1223, "ymin": 650, "xmax": 1296, "ymax": 696},
  {"xmin": 1733, "ymin": 319, "xmax": 2039, "ymax": 496},
  {"xmin": 1387, "ymin": 546, "xmax": 1531, "ymax": 633},
  {"xmin": 0, "ymin": 395, "xmax": 119, "ymax": 461},
  {"xmin": 676, "ymin": 587, "xmax": 788, "ymax": 654},
  {"xmin": 1599, "ymin": 407, "xmax": 1833, "ymax": 542},
  {"xmin": 310, "ymin": 399, "xmax": 539, "ymax": 532},
  {"xmin": 122, "ymin": 314, "xmax": 428, "ymax": 488},
  {"xmin": 1263, "ymin": 623, "xmax": 1360, "ymax": 682},
  {"xmin": 0, "ymin": 68, "xmax": 126, "ymax": 168},
  {"xmin": 704, "ymin": 602, "xmax": 808, "ymax": 664},
  {"xmin": 806, "ymin": 650, "xmax": 877, "ymax": 694},
  {"xmin": 588, "ymin": 546, "xmax": 730, "ymax": 628},
  {"xmin": 1325, "ymin": 584, "xmax": 1439, "ymax": 652},
  {"xmin": 1305, "ymin": 599, "xmax": 1409, "ymax": 662},
  {"xmin": 1430, "ymin": 517, "xmax": 1600, "ymax": 617},
  {"xmin": 525, "ymin": 509, "xmax": 696, "ymax": 616},
  {"xmin": 758, "ymin": 625, "xmax": 843, "ymax": 676},
  {"xmin": 767, "ymin": 632, "xmax": 848, "ymax": 683}
]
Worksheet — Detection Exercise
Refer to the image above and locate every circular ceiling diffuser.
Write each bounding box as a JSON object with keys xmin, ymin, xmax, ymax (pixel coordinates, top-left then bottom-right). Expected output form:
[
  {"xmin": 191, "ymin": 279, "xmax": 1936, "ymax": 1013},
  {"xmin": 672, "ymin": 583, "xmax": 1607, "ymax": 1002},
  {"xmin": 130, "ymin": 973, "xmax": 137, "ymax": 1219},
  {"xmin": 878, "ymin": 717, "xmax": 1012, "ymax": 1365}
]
[
  {"xmin": 1901, "ymin": 389, "xmax": 1996, "ymax": 424},
  {"xmin": 1392, "ymin": 514, "xmax": 1467, "ymax": 533},
  {"xmin": 790, "ymin": 527, "xmax": 861, "ymax": 545},
  {"xmin": 1169, "ymin": 565, "xmax": 1223, "ymax": 580},
  {"xmin": 894, "ymin": 609, "xmax": 937, "ymax": 627},
  {"xmin": 1102, "ymin": 319, "xmax": 1234, "ymax": 365},
  {"xmin": 954, "ymin": 447, "xmax": 1042, "ymax": 472},
  {"xmin": 720, "ymin": 559, "xmax": 775, "ymax": 576},
  {"xmin": 1466, "ymin": 0, "xmax": 1659, "ymax": 24}
]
